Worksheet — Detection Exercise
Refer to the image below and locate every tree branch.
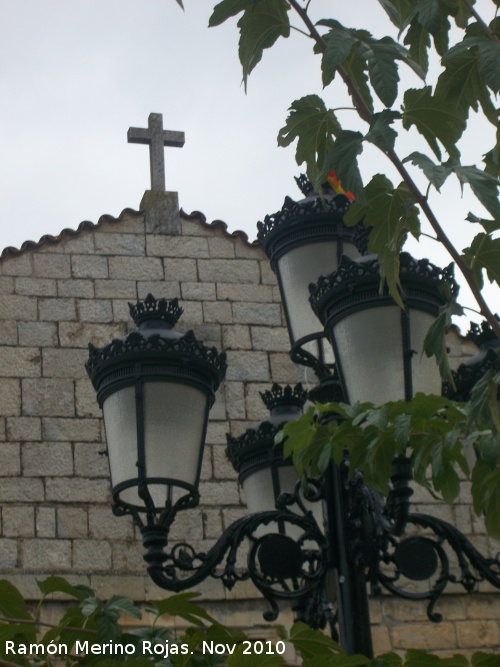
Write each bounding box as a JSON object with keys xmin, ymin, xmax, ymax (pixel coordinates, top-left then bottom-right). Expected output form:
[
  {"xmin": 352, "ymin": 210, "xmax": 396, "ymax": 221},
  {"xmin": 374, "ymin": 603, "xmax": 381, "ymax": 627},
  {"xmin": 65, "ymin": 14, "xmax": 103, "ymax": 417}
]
[{"xmin": 461, "ymin": 0, "xmax": 500, "ymax": 43}]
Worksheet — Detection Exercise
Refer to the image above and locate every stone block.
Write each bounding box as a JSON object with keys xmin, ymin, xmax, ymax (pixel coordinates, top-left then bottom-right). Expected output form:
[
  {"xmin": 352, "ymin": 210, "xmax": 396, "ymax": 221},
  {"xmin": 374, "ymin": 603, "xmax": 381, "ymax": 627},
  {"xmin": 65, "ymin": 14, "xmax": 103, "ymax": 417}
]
[
  {"xmin": 225, "ymin": 351, "xmax": 270, "ymax": 382},
  {"xmin": 233, "ymin": 303, "xmax": 282, "ymax": 326},
  {"xmin": 39, "ymin": 298, "xmax": 76, "ymax": 321},
  {"xmin": 109, "ymin": 256, "xmax": 163, "ymax": 281},
  {"xmin": 225, "ymin": 382, "xmax": 246, "ymax": 419},
  {"xmin": 217, "ymin": 284, "xmax": 273, "ymax": 303},
  {"xmin": 72, "ymin": 255, "xmax": 108, "ymax": 279},
  {"xmin": 244, "ymin": 383, "xmax": 272, "ymax": 421},
  {"xmin": 200, "ymin": 445, "xmax": 213, "ymax": 481},
  {"xmin": 75, "ymin": 380, "xmax": 101, "ymax": 418},
  {"xmin": 0, "ymin": 295, "xmax": 37, "ymax": 320},
  {"xmin": 213, "ymin": 445, "xmax": 238, "ymax": 481},
  {"xmin": 456, "ymin": 620, "xmax": 500, "ymax": 648},
  {"xmin": 391, "ymin": 621, "xmax": 456, "ymax": 650},
  {"xmin": 169, "ymin": 511, "xmax": 204, "ymax": 541},
  {"xmin": 235, "ymin": 242, "xmax": 264, "ymax": 259},
  {"xmin": 95, "ymin": 279, "xmax": 136, "ymax": 299},
  {"xmin": 181, "ymin": 282, "xmax": 216, "ymax": 301},
  {"xmin": 206, "ymin": 421, "xmax": 230, "ymax": 446},
  {"xmin": 1, "ymin": 253, "xmax": 32, "ymax": 276},
  {"xmin": 198, "ymin": 481, "xmax": 240, "ymax": 505},
  {"xmin": 465, "ymin": 594, "xmax": 500, "ymax": 619},
  {"xmin": 164, "ymin": 257, "xmax": 198, "ymax": 282},
  {"xmin": 112, "ymin": 541, "xmax": 147, "ymax": 573},
  {"xmin": 6, "ymin": 417, "xmax": 41, "ymax": 441},
  {"xmin": 198, "ymin": 259, "xmax": 260, "ymax": 284},
  {"xmin": 112, "ymin": 299, "xmax": 134, "ymax": 322},
  {"xmin": 259, "ymin": 260, "xmax": 277, "ymax": 286},
  {"xmin": 18, "ymin": 321, "xmax": 58, "ymax": 347},
  {"xmin": 0, "ymin": 321, "xmax": 18, "ymax": 345},
  {"xmin": 42, "ymin": 348, "xmax": 89, "ymax": 378},
  {"xmin": 0, "ymin": 443, "xmax": 21, "ymax": 476},
  {"xmin": 0, "ymin": 378, "xmax": 21, "ymax": 416},
  {"xmin": 89, "ymin": 506, "xmax": 133, "ymax": 540},
  {"xmin": 138, "ymin": 281, "xmax": 180, "ymax": 300},
  {"xmin": 36, "ymin": 507, "xmax": 56, "ymax": 538},
  {"xmin": 250, "ymin": 326, "xmax": 290, "ymax": 351},
  {"xmin": 0, "ymin": 539, "xmax": 18, "ymax": 568},
  {"xmin": 22, "ymin": 442, "xmax": 74, "ymax": 476},
  {"xmin": 190, "ymin": 323, "xmax": 222, "ymax": 346},
  {"xmin": 34, "ymin": 254, "xmax": 71, "ymax": 279},
  {"xmin": 2, "ymin": 506, "xmax": 35, "ymax": 537},
  {"xmin": 57, "ymin": 279, "xmax": 94, "ymax": 298},
  {"xmin": 177, "ymin": 301, "xmax": 203, "ymax": 326},
  {"xmin": 147, "ymin": 235, "xmax": 209, "ymax": 258},
  {"xmin": 23, "ymin": 539, "xmax": 72, "ymax": 571},
  {"xmin": 99, "ymin": 213, "xmax": 144, "ymax": 234},
  {"xmin": 0, "ymin": 277, "xmax": 14, "ymax": 294},
  {"xmin": 141, "ymin": 190, "xmax": 181, "ymax": 235},
  {"xmin": 77, "ymin": 299, "xmax": 113, "ymax": 323},
  {"xmin": 202, "ymin": 509, "xmax": 223, "ymax": 539},
  {"xmin": 208, "ymin": 238, "xmax": 235, "ymax": 258},
  {"xmin": 46, "ymin": 478, "xmax": 110, "ymax": 503},
  {"xmin": 74, "ymin": 442, "xmax": 109, "ymax": 477},
  {"xmin": 90, "ymin": 575, "xmax": 146, "ymax": 601},
  {"xmin": 57, "ymin": 507, "xmax": 88, "ymax": 538},
  {"xmin": 15, "ymin": 277, "xmax": 57, "ymax": 296},
  {"xmin": 180, "ymin": 218, "xmax": 213, "ymax": 237},
  {"xmin": 203, "ymin": 301, "xmax": 233, "ymax": 324},
  {"xmin": 269, "ymin": 353, "xmax": 304, "ymax": 384},
  {"xmin": 42, "ymin": 417, "xmax": 101, "ymax": 442},
  {"xmin": 61, "ymin": 319, "xmax": 120, "ymax": 348},
  {"xmin": 22, "ymin": 378, "xmax": 75, "ymax": 416},
  {"xmin": 0, "ymin": 478, "xmax": 44, "ymax": 502},
  {"xmin": 54, "ymin": 232, "xmax": 95, "ymax": 254},
  {"xmin": 0, "ymin": 347, "xmax": 41, "ymax": 377},
  {"xmin": 95, "ymin": 233, "xmax": 145, "ymax": 256}
]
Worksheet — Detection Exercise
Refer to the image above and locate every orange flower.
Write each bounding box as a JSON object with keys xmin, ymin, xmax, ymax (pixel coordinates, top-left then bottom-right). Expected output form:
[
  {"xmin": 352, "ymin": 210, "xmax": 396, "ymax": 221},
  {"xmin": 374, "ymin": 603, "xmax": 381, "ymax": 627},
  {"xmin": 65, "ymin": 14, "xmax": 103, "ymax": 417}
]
[{"xmin": 327, "ymin": 170, "xmax": 355, "ymax": 201}]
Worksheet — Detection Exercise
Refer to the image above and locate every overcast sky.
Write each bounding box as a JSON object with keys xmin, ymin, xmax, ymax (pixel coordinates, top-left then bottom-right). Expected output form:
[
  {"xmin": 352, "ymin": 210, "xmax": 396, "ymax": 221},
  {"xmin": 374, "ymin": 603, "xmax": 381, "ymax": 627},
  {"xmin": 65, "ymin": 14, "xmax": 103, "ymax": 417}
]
[{"xmin": 1, "ymin": 0, "xmax": 498, "ymax": 327}]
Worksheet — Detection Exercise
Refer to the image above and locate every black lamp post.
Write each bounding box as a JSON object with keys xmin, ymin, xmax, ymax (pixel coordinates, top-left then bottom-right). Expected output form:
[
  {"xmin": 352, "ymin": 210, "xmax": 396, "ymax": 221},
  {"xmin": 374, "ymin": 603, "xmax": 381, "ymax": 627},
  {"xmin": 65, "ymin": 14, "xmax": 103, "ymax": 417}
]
[{"xmin": 86, "ymin": 183, "xmax": 500, "ymax": 659}]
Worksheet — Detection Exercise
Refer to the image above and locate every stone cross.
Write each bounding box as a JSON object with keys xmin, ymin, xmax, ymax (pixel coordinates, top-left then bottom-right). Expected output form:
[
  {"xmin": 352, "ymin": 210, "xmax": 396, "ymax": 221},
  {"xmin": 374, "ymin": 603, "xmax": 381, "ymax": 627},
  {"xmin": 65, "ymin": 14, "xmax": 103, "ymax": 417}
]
[{"xmin": 127, "ymin": 113, "xmax": 185, "ymax": 191}]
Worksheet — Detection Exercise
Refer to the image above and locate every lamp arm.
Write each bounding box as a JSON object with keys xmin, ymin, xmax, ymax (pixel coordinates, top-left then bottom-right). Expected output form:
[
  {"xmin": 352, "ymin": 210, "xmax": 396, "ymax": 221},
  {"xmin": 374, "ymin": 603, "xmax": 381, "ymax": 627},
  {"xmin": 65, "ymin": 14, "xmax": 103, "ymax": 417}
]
[
  {"xmin": 376, "ymin": 512, "xmax": 500, "ymax": 622},
  {"xmin": 140, "ymin": 499, "xmax": 329, "ymax": 623}
]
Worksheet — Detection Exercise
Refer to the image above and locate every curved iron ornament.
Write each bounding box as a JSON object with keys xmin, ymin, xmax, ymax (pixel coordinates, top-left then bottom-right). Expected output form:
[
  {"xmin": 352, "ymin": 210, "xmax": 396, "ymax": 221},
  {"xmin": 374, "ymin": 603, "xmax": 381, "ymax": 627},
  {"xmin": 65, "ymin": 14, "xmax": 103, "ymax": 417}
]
[
  {"xmin": 137, "ymin": 481, "xmax": 329, "ymax": 625},
  {"xmin": 375, "ymin": 512, "xmax": 500, "ymax": 622}
]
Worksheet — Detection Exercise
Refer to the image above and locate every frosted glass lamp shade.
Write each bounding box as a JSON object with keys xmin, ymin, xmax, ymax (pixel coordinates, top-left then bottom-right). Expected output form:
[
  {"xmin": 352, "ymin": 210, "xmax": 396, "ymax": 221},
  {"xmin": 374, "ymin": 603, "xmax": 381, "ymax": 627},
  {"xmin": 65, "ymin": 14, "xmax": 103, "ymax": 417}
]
[
  {"xmin": 310, "ymin": 254, "xmax": 458, "ymax": 405},
  {"xmin": 257, "ymin": 187, "xmax": 358, "ymax": 372},
  {"xmin": 86, "ymin": 295, "xmax": 227, "ymax": 517}
]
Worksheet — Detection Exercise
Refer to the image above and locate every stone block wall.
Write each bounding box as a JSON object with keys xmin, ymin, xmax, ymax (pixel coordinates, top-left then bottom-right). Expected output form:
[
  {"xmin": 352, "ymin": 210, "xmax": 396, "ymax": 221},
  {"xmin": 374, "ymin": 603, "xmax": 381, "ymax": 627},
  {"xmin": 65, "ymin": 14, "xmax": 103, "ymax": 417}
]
[{"xmin": 0, "ymin": 194, "xmax": 498, "ymax": 656}]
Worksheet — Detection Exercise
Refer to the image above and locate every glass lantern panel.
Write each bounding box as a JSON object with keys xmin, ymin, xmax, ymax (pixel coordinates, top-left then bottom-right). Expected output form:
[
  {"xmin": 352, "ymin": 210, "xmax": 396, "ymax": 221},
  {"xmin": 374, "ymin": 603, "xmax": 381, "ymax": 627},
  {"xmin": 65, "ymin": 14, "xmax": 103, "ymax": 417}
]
[
  {"xmin": 333, "ymin": 306, "xmax": 405, "ymax": 404},
  {"xmin": 277, "ymin": 241, "xmax": 358, "ymax": 347},
  {"xmin": 103, "ymin": 386, "xmax": 139, "ymax": 506},
  {"xmin": 143, "ymin": 381, "xmax": 208, "ymax": 507},
  {"xmin": 410, "ymin": 309, "xmax": 442, "ymax": 396}
]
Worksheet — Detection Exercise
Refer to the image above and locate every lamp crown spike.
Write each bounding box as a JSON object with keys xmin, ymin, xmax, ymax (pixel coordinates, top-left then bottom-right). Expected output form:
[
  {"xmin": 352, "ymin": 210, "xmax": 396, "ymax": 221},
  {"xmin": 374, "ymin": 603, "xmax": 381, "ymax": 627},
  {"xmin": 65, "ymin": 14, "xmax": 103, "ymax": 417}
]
[{"xmin": 129, "ymin": 294, "xmax": 184, "ymax": 328}]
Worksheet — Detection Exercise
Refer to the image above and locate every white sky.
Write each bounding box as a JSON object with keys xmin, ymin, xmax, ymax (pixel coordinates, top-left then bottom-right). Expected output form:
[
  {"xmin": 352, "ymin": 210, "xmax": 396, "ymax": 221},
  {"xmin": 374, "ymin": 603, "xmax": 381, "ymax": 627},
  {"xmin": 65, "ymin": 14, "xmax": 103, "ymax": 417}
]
[{"xmin": 0, "ymin": 0, "xmax": 498, "ymax": 328}]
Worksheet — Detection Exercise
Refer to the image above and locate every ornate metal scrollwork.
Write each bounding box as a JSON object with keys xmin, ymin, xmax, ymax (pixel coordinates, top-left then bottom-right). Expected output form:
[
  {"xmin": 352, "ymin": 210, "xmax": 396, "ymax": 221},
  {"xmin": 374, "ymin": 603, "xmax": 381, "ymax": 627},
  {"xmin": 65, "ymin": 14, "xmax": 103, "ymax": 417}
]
[
  {"xmin": 374, "ymin": 512, "xmax": 500, "ymax": 622},
  {"xmin": 139, "ymin": 480, "xmax": 329, "ymax": 625}
]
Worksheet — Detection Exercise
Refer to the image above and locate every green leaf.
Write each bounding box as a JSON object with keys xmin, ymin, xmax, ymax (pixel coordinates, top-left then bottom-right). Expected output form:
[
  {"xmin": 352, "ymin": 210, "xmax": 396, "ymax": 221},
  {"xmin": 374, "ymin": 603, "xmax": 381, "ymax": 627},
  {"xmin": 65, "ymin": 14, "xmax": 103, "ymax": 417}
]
[
  {"xmin": 37, "ymin": 576, "xmax": 91, "ymax": 601},
  {"xmin": 209, "ymin": 0, "xmax": 249, "ymax": 26},
  {"xmin": 278, "ymin": 95, "xmax": 341, "ymax": 184},
  {"xmin": 237, "ymin": 0, "xmax": 291, "ymax": 89},
  {"xmin": 227, "ymin": 647, "xmax": 285, "ymax": 667},
  {"xmin": 466, "ymin": 367, "xmax": 500, "ymax": 433},
  {"xmin": 343, "ymin": 45, "xmax": 374, "ymax": 114},
  {"xmin": 174, "ymin": 0, "xmax": 184, "ymax": 8},
  {"xmin": 451, "ymin": 164, "xmax": 500, "ymax": 220},
  {"xmin": 357, "ymin": 35, "xmax": 401, "ymax": 106},
  {"xmin": 378, "ymin": 0, "xmax": 415, "ymax": 29},
  {"xmin": 403, "ymin": 151, "xmax": 451, "ymax": 191},
  {"xmin": 436, "ymin": 51, "xmax": 497, "ymax": 124},
  {"xmin": 403, "ymin": 86, "xmax": 466, "ymax": 160},
  {"xmin": 344, "ymin": 175, "xmax": 420, "ymax": 307},
  {"xmin": 318, "ymin": 130, "xmax": 364, "ymax": 201},
  {"xmin": 484, "ymin": 479, "xmax": 500, "ymax": 539},
  {"xmin": 404, "ymin": 19, "xmax": 430, "ymax": 74},
  {"xmin": 319, "ymin": 20, "xmax": 358, "ymax": 87},
  {"xmin": 365, "ymin": 110, "xmax": 401, "ymax": 153},
  {"xmin": 423, "ymin": 302, "xmax": 460, "ymax": 383},
  {"xmin": 416, "ymin": 0, "xmax": 451, "ymax": 54},
  {"xmin": 103, "ymin": 595, "xmax": 142, "ymax": 619},
  {"xmin": 462, "ymin": 233, "xmax": 500, "ymax": 289},
  {"xmin": 445, "ymin": 35, "xmax": 500, "ymax": 93},
  {"xmin": 0, "ymin": 580, "xmax": 33, "ymax": 620},
  {"xmin": 149, "ymin": 592, "xmax": 217, "ymax": 626},
  {"xmin": 472, "ymin": 650, "xmax": 500, "ymax": 666},
  {"xmin": 289, "ymin": 622, "xmax": 351, "ymax": 660},
  {"xmin": 483, "ymin": 127, "xmax": 500, "ymax": 179}
]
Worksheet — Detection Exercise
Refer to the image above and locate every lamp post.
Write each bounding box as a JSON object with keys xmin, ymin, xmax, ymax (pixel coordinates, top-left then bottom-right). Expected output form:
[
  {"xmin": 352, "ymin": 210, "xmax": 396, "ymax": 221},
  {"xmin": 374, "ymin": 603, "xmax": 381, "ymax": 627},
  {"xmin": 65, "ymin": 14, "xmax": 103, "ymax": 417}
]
[{"xmin": 86, "ymin": 180, "xmax": 500, "ymax": 659}]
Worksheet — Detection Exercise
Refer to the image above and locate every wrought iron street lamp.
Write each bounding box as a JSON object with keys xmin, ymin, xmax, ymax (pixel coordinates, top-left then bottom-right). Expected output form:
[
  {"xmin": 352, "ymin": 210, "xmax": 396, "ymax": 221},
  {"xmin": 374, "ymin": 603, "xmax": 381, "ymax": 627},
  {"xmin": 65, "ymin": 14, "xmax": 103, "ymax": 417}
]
[{"xmin": 86, "ymin": 182, "xmax": 500, "ymax": 660}]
